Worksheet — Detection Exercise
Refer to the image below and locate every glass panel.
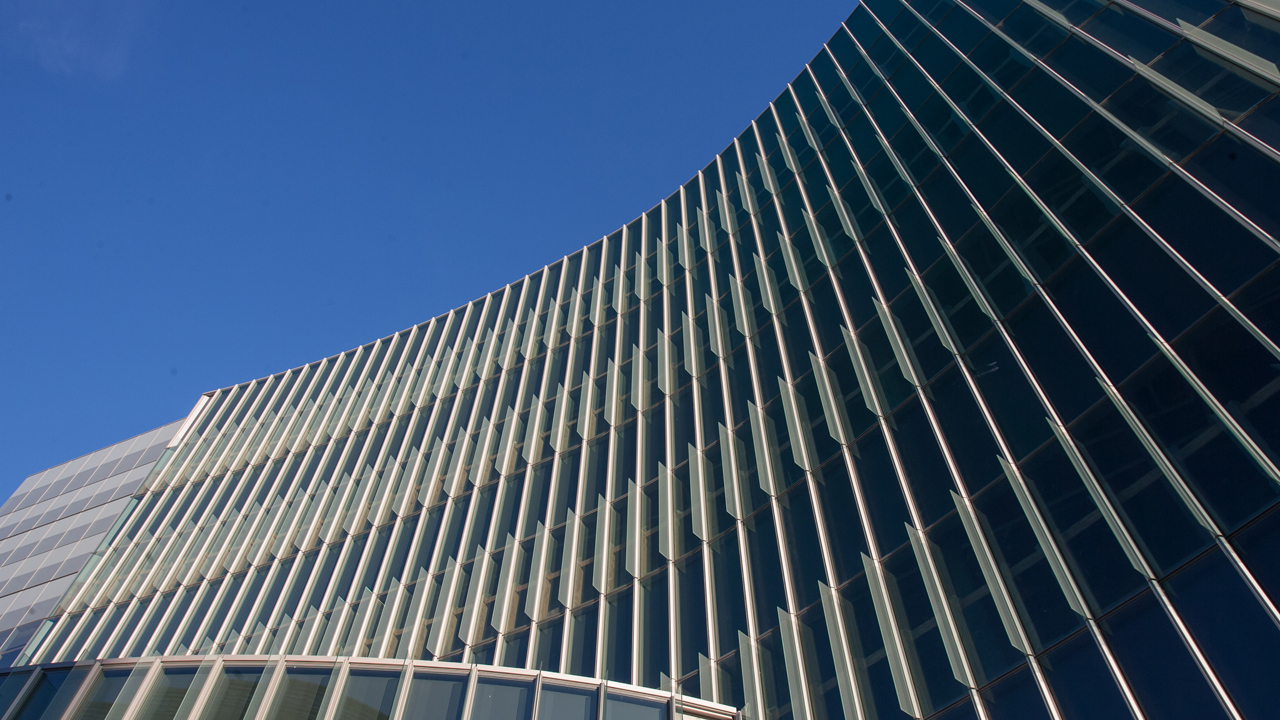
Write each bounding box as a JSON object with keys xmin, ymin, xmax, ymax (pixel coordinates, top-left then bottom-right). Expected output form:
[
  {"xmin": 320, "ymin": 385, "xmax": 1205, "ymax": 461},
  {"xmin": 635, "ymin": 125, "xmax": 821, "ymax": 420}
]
[
  {"xmin": 403, "ymin": 672, "xmax": 467, "ymax": 720},
  {"xmin": 1070, "ymin": 402, "xmax": 1212, "ymax": 575},
  {"xmin": 536, "ymin": 684, "xmax": 596, "ymax": 720},
  {"xmin": 271, "ymin": 667, "xmax": 336, "ymax": 720},
  {"xmin": 0, "ymin": 672, "xmax": 33, "ymax": 718},
  {"xmin": 12, "ymin": 667, "xmax": 89, "ymax": 720},
  {"xmin": 1232, "ymin": 506, "xmax": 1280, "ymax": 606},
  {"xmin": 603, "ymin": 693, "xmax": 667, "ymax": 720},
  {"xmin": 69, "ymin": 669, "xmax": 134, "ymax": 720},
  {"xmin": 1202, "ymin": 6, "xmax": 1280, "ymax": 68},
  {"xmin": 981, "ymin": 664, "xmax": 1052, "ymax": 720},
  {"xmin": 1150, "ymin": 41, "xmax": 1276, "ymax": 121},
  {"xmin": 1039, "ymin": 631, "xmax": 1132, "ymax": 720},
  {"xmin": 1120, "ymin": 353, "xmax": 1278, "ymax": 532},
  {"xmin": 1132, "ymin": 175, "xmax": 1277, "ymax": 296},
  {"xmin": 1080, "ymin": 4, "xmax": 1177, "ymax": 63},
  {"xmin": 336, "ymin": 669, "xmax": 400, "ymax": 720},
  {"xmin": 1183, "ymin": 132, "xmax": 1280, "ymax": 244},
  {"xmin": 1164, "ymin": 549, "xmax": 1280, "ymax": 720},
  {"xmin": 1086, "ymin": 216, "xmax": 1213, "ymax": 340},
  {"xmin": 134, "ymin": 666, "xmax": 208, "ymax": 720},
  {"xmin": 470, "ymin": 678, "xmax": 533, "ymax": 720},
  {"xmin": 1100, "ymin": 592, "xmax": 1230, "ymax": 720},
  {"xmin": 200, "ymin": 666, "xmax": 266, "ymax": 720}
]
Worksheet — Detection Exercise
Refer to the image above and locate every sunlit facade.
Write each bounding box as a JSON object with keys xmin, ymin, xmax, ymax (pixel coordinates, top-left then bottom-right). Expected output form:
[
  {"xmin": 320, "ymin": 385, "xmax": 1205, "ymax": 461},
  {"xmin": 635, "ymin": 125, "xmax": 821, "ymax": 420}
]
[{"xmin": 4, "ymin": 0, "xmax": 1280, "ymax": 719}]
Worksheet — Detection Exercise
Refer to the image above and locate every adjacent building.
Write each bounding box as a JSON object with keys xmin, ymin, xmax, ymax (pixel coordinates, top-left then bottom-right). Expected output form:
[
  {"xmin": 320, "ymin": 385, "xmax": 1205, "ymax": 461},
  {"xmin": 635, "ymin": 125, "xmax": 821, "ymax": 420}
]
[{"xmin": 4, "ymin": 0, "xmax": 1280, "ymax": 719}]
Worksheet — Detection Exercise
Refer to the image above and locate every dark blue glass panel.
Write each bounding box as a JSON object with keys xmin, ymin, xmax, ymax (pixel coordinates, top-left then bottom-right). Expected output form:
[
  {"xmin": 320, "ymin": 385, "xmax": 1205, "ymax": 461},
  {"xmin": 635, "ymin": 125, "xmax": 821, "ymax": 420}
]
[
  {"xmin": 853, "ymin": 426, "xmax": 914, "ymax": 553},
  {"xmin": 954, "ymin": 220, "xmax": 1032, "ymax": 317},
  {"xmin": 12, "ymin": 669, "xmax": 80, "ymax": 720},
  {"xmin": 948, "ymin": 134, "xmax": 1014, "ymax": 209},
  {"xmin": 972, "ymin": 478, "xmax": 1083, "ymax": 649},
  {"xmin": 1020, "ymin": 443, "xmax": 1145, "ymax": 612},
  {"xmin": 978, "ymin": 100, "xmax": 1051, "ymax": 173},
  {"xmin": 999, "ymin": 5, "xmax": 1068, "ymax": 57},
  {"xmin": 914, "ymin": 32, "xmax": 963, "ymax": 82},
  {"xmin": 981, "ymin": 664, "xmax": 1052, "ymax": 720},
  {"xmin": 988, "ymin": 186, "xmax": 1077, "ymax": 279},
  {"xmin": 1232, "ymin": 506, "xmax": 1280, "ymax": 607},
  {"xmin": 1132, "ymin": 175, "xmax": 1277, "ymax": 295},
  {"xmin": 1040, "ymin": 631, "xmax": 1133, "ymax": 720},
  {"xmin": 1239, "ymin": 94, "xmax": 1280, "ymax": 152},
  {"xmin": 913, "ymin": 0, "xmax": 957, "ymax": 24},
  {"xmin": 1101, "ymin": 591, "xmax": 1231, "ymax": 720},
  {"xmin": 890, "ymin": 288, "xmax": 953, "ymax": 381},
  {"xmin": 1120, "ymin": 352, "xmax": 1278, "ymax": 531},
  {"xmin": 891, "ymin": 193, "xmax": 945, "ymax": 268},
  {"xmin": 1079, "ymin": 4, "xmax": 1177, "ymax": 63},
  {"xmin": 778, "ymin": 484, "xmax": 827, "ymax": 610},
  {"xmin": 1086, "ymin": 215, "xmax": 1213, "ymax": 339},
  {"xmin": 890, "ymin": 396, "xmax": 956, "ymax": 525},
  {"xmin": 1229, "ymin": 260, "xmax": 1280, "ymax": 350},
  {"xmin": 472, "ymin": 679, "xmax": 534, "ymax": 720},
  {"xmin": 1125, "ymin": 0, "xmax": 1224, "ymax": 25},
  {"xmin": 1070, "ymin": 402, "xmax": 1212, "ymax": 574},
  {"xmin": 1166, "ymin": 549, "xmax": 1280, "ymax": 720},
  {"xmin": 892, "ymin": 62, "xmax": 935, "ymax": 111},
  {"xmin": 1008, "ymin": 67, "xmax": 1090, "ymax": 139},
  {"xmin": 942, "ymin": 63, "xmax": 1000, "ymax": 121},
  {"xmin": 919, "ymin": 167, "xmax": 979, "ymax": 241},
  {"xmin": 933, "ymin": 699, "xmax": 979, "ymax": 720},
  {"xmin": 1044, "ymin": 255, "xmax": 1152, "ymax": 384},
  {"xmin": 883, "ymin": 547, "xmax": 969, "ymax": 711},
  {"xmin": 929, "ymin": 513, "xmax": 1025, "ymax": 680},
  {"xmin": 840, "ymin": 575, "xmax": 917, "ymax": 720},
  {"xmin": 921, "ymin": 252, "xmax": 995, "ymax": 350},
  {"xmin": 537, "ymin": 685, "xmax": 595, "ymax": 720},
  {"xmin": 1151, "ymin": 41, "xmax": 1276, "ymax": 121},
  {"xmin": 1006, "ymin": 295, "xmax": 1102, "ymax": 424},
  {"xmin": 970, "ymin": 34, "xmax": 1035, "ymax": 89},
  {"xmin": 338, "ymin": 670, "xmax": 400, "ymax": 720},
  {"xmin": 967, "ymin": 335, "xmax": 1055, "ymax": 459},
  {"xmin": 1035, "ymin": 0, "xmax": 1106, "ymax": 24},
  {"xmin": 870, "ymin": 34, "xmax": 910, "ymax": 77},
  {"xmin": 1174, "ymin": 303, "xmax": 1280, "ymax": 459},
  {"xmin": 1102, "ymin": 77, "xmax": 1217, "ymax": 161},
  {"xmin": 918, "ymin": 93, "xmax": 972, "ymax": 156},
  {"xmin": 1043, "ymin": 36, "xmax": 1132, "ymax": 102},
  {"xmin": 813, "ymin": 459, "xmax": 870, "ymax": 582},
  {"xmin": 1183, "ymin": 132, "xmax": 1280, "ymax": 239},
  {"xmin": 889, "ymin": 125, "xmax": 940, "ymax": 186},
  {"xmin": 937, "ymin": 6, "xmax": 990, "ymax": 53},
  {"xmin": 1061, "ymin": 113, "xmax": 1166, "ymax": 203},
  {"xmin": 967, "ymin": 0, "xmax": 1023, "ymax": 24},
  {"xmin": 927, "ymin": 364, "xmax": 1005, "ymax": 491},
  {"xmin": 1202, "ymin": 6, "xmax": 1280, "ymax": 69}
]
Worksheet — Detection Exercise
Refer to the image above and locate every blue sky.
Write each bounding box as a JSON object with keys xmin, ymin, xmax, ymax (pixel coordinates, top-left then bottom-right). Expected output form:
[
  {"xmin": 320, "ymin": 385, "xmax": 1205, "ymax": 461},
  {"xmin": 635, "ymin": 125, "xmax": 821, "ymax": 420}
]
[{"xmin": 0, "ymin": 1, "xmax": 853, "ymax": 493}]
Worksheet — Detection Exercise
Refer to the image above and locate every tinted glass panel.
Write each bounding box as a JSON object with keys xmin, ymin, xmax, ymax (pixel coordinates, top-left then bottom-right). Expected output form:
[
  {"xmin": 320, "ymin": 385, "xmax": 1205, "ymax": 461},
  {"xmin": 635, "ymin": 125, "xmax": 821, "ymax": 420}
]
[
  {"xmin": 201, "ymin": 667, "xmax": 265, "ymax": 720},
  {"xmin": 471, "ymin": 679, "xmax": 533, "ymax": 720},
  {"xmin": 536, "ymin": 685, "xmax": 596, "ymax": 720},
  {"xmin": 71, "ymin": 669, "xmax": 135, "ymax": 720},
  {"xmin": 405, "ymin": 673, "xmax": 467, "ymax": 720},
  {"xmin": 134, "ymin": 668, "xmax": 202, "ymax": 720},
  {"xmin": 603, "ymin": 694, "xmax": 667, "ymax": 720},
  {"xmin": 336, "ymin": 670, "xmax": 399, "ymax": 720}
]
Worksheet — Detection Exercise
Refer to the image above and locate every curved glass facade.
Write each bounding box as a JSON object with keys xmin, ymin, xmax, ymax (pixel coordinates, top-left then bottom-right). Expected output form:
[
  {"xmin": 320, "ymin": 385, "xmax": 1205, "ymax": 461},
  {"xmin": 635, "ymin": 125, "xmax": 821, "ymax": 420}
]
[
  {"xmin": 0, "ymin": 656, "xmax": 731, "ymax": 720},
  {"xmin": 8, "ymin": 0, "xmax": 1280, "ymax": 718}
]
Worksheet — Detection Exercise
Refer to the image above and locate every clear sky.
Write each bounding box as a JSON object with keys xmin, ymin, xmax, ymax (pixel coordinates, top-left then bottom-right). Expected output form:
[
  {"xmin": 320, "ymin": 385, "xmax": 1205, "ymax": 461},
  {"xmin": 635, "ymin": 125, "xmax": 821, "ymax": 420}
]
[{"xmin": 0, "ymin": 1, "xmax": 854, "ymax": 494}]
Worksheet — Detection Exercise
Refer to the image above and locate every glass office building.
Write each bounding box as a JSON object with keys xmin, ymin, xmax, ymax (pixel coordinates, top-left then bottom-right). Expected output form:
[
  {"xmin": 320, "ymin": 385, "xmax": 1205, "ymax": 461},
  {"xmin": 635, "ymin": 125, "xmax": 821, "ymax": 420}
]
[{"xmin": 4, "ymin": 0, "xmax": 1280, "ymax": 718}]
